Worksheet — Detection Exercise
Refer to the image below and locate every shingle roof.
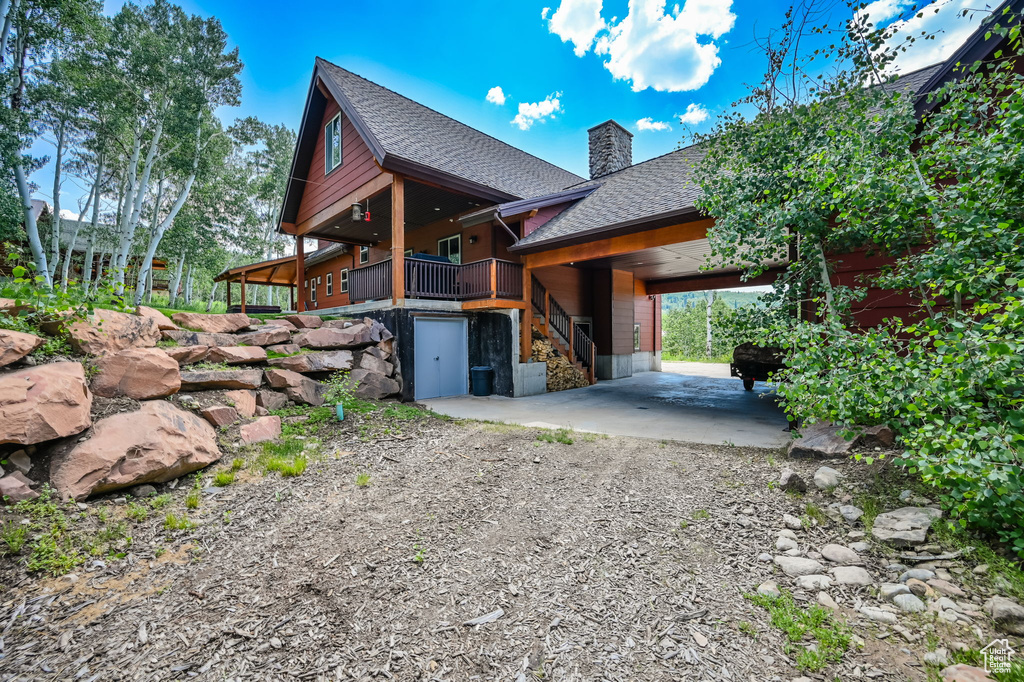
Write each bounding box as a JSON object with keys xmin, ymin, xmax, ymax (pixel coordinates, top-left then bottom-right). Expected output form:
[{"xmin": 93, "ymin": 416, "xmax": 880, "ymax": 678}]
[
  {"xmin": 317, "ymin": 59, "xmax": 584, "ymax": 201},
  {"xmin": 514, "ymin": 62, "xmax": 945, "ymax": 250}
]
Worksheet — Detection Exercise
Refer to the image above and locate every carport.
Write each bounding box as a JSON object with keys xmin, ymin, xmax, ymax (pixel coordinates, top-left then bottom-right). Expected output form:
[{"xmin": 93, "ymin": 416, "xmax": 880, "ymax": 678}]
[{"xmin": 421, "ymin": 368, "xmax": 790, "ymax": 448}]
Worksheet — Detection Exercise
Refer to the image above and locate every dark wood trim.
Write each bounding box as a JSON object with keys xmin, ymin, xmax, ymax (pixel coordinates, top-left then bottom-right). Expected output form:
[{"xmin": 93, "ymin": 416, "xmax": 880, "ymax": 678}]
[
  {"xmin": 523, "ymin": 219, "xmax": 712, "ymax": 269},
  {"xmin": 645, "ymin": 267, "xmax": 784, "ymax": 294}
]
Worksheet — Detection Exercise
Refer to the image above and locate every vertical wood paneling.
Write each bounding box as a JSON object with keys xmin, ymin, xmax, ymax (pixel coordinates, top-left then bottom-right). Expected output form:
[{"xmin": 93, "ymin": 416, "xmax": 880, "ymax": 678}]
[{"xmin": 295, "ymin": 98, "xmax": 382, "ymax": 226}]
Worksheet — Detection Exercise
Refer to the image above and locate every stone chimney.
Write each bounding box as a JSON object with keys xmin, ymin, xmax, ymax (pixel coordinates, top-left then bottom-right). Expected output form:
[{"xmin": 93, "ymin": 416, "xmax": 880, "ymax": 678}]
[{"xmin": 588, "ymin": 120, "xmax": 633, "ymax": 179}]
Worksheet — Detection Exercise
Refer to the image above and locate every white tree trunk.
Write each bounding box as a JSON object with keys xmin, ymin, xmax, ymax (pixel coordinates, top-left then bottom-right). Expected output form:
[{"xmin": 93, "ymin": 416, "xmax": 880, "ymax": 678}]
[
  {"xmin": 168, "ymin": 254, "xmax": 186, "ymax": 308},
  {"xmin": 705, "ymin": 291, "xmax": 714, "ymax": 358},
  {"xmin": 206, "ymin": 281, "xmax": 219, "ymax": 312},
  {"xmin": 49, "ymin": 119, "xmax": 65, "ymax": 279},
  {"xmin": 0, "ymin": 0, "xmax": 18, "ymax": 61},
  {"xmin": 14, "ymin": 163, "xmax": 51, "ymax": 287}
]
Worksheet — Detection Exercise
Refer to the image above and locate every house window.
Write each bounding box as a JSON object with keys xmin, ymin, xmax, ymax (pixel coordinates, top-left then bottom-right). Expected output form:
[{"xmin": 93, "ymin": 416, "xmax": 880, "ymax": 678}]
[
  {"xmin": 438, "ymin": 234, "xmax": 461, "ymax": 264},
  {"xmin": 310, "ymin": 278, "xmax": 317, "ymax": 303},
  {"xmin": 633, "ymin": 323, "xmax": 642, "ymax": 352},
  {"xmin": 359, "ymin": 245, "xmax": 369, "ymax": 264},
  {"xmin": 325, "ymin": 114, "xmax": 342, "ymax": 174},
  {"xmin": 326, "ymin": 272, "xmax": 333, "ymax": 297},
  {"xmin": 339, "ymin": 268, "xmax": 349, "ymax": 293}
]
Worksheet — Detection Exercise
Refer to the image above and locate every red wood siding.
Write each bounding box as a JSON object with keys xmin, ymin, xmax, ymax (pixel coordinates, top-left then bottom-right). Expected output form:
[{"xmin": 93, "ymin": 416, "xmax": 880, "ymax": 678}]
[
  {"xmin": 633, "ymin": 280, "xmax": 658, "ymax": 352},
  {"xmin": 828, "ymin": 248, "xmax": 926, "ymax": 328},
  {"xmin": 295, "ymin": 98, "xmax": 381, "ymax": 226},
  {"xmin": 523, "ymin": 202, "xmax": 572, "ymax": 238},
  {"xmin": 610, "ymin": 269, "xmax": 634, "ymax": 355},
  {"xmin": 301, "ymin": 250, "xmax": 356, "ymax": 311},
  {"xmin": 534, "ymin": 265, "xmax": 590, "ymax": 318}
]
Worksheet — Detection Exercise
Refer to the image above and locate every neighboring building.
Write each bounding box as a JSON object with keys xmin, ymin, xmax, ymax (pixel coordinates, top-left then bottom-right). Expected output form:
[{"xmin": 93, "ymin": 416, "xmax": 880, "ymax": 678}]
[{"xmin": 225, "ymin": 0, "xmax": 1017, "ymax": 401}]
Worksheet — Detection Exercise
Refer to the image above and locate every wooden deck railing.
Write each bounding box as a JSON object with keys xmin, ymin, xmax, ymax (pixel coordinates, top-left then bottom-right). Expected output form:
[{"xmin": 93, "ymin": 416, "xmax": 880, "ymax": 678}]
[{"xmin": 348, "ymin": 258, "xmax": 523, "ymax": 303}]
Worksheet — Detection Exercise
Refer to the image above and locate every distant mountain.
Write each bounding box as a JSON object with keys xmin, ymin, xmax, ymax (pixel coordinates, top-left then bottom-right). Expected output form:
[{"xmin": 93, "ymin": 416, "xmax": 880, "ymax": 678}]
[{"xmin": 661, "ymin": 290, "xmax": 765, "ymax": 311}]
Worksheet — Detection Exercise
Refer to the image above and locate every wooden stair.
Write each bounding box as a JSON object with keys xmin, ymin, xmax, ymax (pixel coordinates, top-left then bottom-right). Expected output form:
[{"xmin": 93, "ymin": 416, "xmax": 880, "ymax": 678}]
[{"xmin": 530, "ymin": 276, "xmax": 597, "ymax": 385}]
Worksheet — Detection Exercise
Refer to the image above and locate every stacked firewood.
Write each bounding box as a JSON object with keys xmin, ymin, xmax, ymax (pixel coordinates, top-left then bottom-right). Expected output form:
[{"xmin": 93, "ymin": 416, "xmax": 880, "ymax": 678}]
[{"xmin": 531, "ymin": 333, "xmax": 589, "ymax": 392}]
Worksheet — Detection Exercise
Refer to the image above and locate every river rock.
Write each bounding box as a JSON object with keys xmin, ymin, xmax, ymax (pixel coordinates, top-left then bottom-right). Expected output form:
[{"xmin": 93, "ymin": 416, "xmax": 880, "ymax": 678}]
[
  {"xmin": 893, "ymin": 593, "xmax": 926, "ymax": 613},
  {"xmin": 264, "ymin": 369, "xmax": 324, "ymax": 406},
  {"xmin": 294, "ymin": 325, "xmax": 373, "ymax": 350},
  {"xmin": 179, "ymin": 369, "xmax": 263, "ymax": 391},
  {"xmin": 940, "ymin": 664, "xmax": 995, "ymax": 682},
  {"xmin": 90, "ymin": 347, "xmax": 181, "ymax": 400},
  {"xmin": 164, "ymin": 345, "xmax": 210, "ymax": 365},
  {"xmin": 757, "ymin": 580, "xmax": 781, "ymax": 598},
  {"xmin": 821, "ymin": 544, "xmax": 863, "ymax": 566},
  {"xmin": 285, "ymin": 314, "xmax": 322, "ymax": 329},
  {"xmin": 789, "ymin": 422, "xmax": 895, "ymax": 458},
  {"xmin": 984, "ymin": 596, "xmax": 1024, "ymax": 635},
  {"xmin": 880, "ymin": 583, "xmax": 912, "ymax": 601},
  {"xmin": 774, "ymin": 556, "xmax": 825, "ymax": 577},
  {"xmin": 256, "ymin": 389, "xmax": 288, "ymax": 411},
  {"xmin": 830, "ymin": 566, "xmax": 873, "ymax": 586},
  {"xmin": 0, "ymin": 362, "xmax": 92, "ymax": 445},
  {"xmin": 171, "ymin": 312, "xmax": 251, "ymax": 334},
  {"xmin": 135, "ymin": 306, "xmax": 177, "ymax": 330},
  {"xmin": 928, "ymin": 578, "xmax": 966, "ymax": 598},
  {"xmin": 813, "ymin": 466, "xmax": 843, "ymax": 489},
  {"xmin": 0, "ymin": 329, "xmax": 45, "ymax": 367},
  {"xmin": 839, "ymin": 505, "xmax": 863, "ymax": 523},
  {"xmin": 347, "ymin": 368, "xmax": 400, "ymax": 399},
  {"xmin": 200, "ymin": 405, "xmax": 238, "ymax": 428},
  {"xmin": 58, "ymin": 308, "xmax": 161, "ymax": 355},
  {"xmin": 50, "ymin": 400, "xmax": 220, "ymax": 500},
  {"xmin": 207, "ymin": 346, "xmax": 268, "ymax": 365},
  {"xmin": 778, "ymin": 468, "xmax": 806, "ymax": 493},
  {"xmin": 223, "ymin": 389, "xmax": 256, "ymax": 418},
  {"xmin": 240, "ymin": 415, "xmax": 282, "ymax": 444},
  {"xmin": 872, "ymin": 507, "xmax": 942, "ymax": 547},
  {"xmin": 794, "ymin": 574, "xmax": 832, "ymax": 590},
  {"xmin": 236, "ymin": 328, "xmax": 291, "ymax": 346},
  {"xmin": 0, "ymin": 472, "xmax": 38, "ymax": 503},
  {"xmin": 268, "ymin": 350, "xmax": 353, "ymax": 373}
]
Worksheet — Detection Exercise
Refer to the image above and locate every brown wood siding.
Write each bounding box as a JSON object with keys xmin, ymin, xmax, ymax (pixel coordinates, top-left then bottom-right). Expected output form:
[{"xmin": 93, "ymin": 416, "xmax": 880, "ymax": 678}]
[
  {"xmin": 610, "ymin": 269, "xmax": 634, "ymax": 355},
  {"xmin": 633, "ymin": 280, "xmax": 656, "ymax": 352},
  {"xmin": 827, "ymin": 248, "xmax": 926, "ymax": 329},
  {"xmin": 534, "ymin": 265, "xmax": 591, "ymax": 318},
  {"xmin": 301, "ymin": 250, "xmax": 356, "ymax": 311},
  {"xmin": 363, "ymin": 213, "xmax": 516, "ymax": 267},
  {"xmin": 295, "ymin": 98, "xmax": 381, "ymax": 226}
]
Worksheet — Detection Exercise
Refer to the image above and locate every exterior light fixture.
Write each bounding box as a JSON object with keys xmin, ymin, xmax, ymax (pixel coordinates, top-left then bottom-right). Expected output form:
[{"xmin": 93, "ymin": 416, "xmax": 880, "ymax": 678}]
[{"xmin": 351, "ymin": 203, "xmax": 364, "ymax": 221}]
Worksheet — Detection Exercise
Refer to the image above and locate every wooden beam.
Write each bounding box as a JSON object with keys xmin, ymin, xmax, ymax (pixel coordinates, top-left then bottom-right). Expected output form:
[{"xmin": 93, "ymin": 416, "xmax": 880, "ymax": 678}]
[
  {"xmin": 521, "ymin": 266, "xmax": 532, "ymax": 362},
  {"xmin": 391, "ymin": 174, "xmax": 405, "ymax": 305},
  {"xmin": 240, "ymin": 273, "xmax": 247, "ymax": 315},
  {"xmin": 291, "ymin": 173, "xmax": 392, "ymax": 236},
  {"xmin": 523, "ymin": 219, "xmax": 713, "ymax": 269},
  {"xmin": 644, "ymin": 267, "xmax": 783, "ymax": 295},
  {"xmin": 296, "ymin": 236, "xmax": 306, "ymax": 312},
  {"xmin": 461, "ymin": 299, "xmax": 527, "ymax": 311},
  {"xmin": 226, "ymin": 281, "xmax": 231, "ymax": 309}
]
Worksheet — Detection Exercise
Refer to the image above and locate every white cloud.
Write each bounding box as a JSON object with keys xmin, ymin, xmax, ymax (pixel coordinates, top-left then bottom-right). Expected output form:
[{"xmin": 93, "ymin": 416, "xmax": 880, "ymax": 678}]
[
  {"xmin": 883, "ymin": 0, "xmax": 985, "ymax": 73},
  {"xmin": 855, "ymin": 0, "xmax": 913, "ymax": 26},
  {"xmin": 548, "ymin": 0, "xmax": 606, "ymax": 57},
  {"xmin": 511, "ymin": 93, "xmax": 563, "ymax": 130},
  {"xmin": 636, "ymin": 117, "xmax": 672, "ymax": 131},
  {"xmin": 541, "ymin": 6, "xmax": 552, "ymax": 20},
  {"xmin": 486, "ymin": 86, "xmax": 507, "ymax": 106},
  {"xmin": 548, "ymin": 0, "xmax": 736, "ymax": 92},
  {"xmin": 677, "ymin": 103, "xmax": 709, "ymax": 125}
]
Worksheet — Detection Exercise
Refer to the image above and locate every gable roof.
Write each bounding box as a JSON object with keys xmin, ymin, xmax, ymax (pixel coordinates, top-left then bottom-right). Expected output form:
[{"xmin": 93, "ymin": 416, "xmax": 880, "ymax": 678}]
[
  {"xmin": 513, "ymin": 62, "xmax": 946, "ymax": 252},
  {"xmin": 278, "ymin": 60, "xmax": 584, "ymax": 227}
]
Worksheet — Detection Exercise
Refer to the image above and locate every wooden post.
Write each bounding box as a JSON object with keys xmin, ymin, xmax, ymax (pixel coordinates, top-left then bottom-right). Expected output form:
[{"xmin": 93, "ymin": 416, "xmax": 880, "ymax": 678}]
[
  {"xmin": 521, "ymin": 266, "xmax": 532, "ymax": 362},
  {"xmin": 543, "ymin": 291, "xmax": 550, "ymax": 332},
  {"xmin": 289, "ymin": 285, "xmax": 294, "ymax": 312},
  {"xmin": 391, "ymin": 175, "xmax": 405, "ymax": 305},
  {"xmin": 226, "ymin": 281, "xmax": 231, "ymax": 310},
  {"xmin": 568, "ymin": 317, "xmax": 574, "ymax": 363},
  {"xmin": 296, "ymin": 236, "xmax": 306, "ymax": 312},
  {"xmin": 240, "ymin": 273, "xmax": 247, "ymax": 315},
  {"xmin": 489, "ymin": 259, "xmax": 497, "ymax": 299}
]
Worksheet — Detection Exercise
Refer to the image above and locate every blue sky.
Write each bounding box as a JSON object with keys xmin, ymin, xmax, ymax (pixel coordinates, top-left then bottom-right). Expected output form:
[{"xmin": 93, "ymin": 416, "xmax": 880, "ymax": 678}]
[{"xmin": 37, "ymin": 0, "xmax": 987, "ymax": 212}]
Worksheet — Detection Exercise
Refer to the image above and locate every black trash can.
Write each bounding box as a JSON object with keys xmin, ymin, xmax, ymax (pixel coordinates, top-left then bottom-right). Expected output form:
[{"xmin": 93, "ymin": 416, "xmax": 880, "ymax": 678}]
[{"xmin": 471, "ymin": 366, "xmax": 494, "ymax": 396}]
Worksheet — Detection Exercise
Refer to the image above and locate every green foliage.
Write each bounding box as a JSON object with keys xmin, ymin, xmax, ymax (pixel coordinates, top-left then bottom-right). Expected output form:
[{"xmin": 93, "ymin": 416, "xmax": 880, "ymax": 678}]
[
  {"xmin": 355, "ymin": 473, "xmax": 371, "ymax": 487},
  {"xmin": 125, "ymin": 502, "xmax": 149, "ymax": 522},
  {"xmin": 697, "ymin": 8, "xmax": 1024, "ymax": 556},
  {"xmin": 149, "ymin": 494, "xmax": 173, "ymax": 510},
  {"xmin": 184, "ymin": 488, "xmax": 201, "ymax": 510},
  {"xmin": 27, "ymin": 530, "xmax": 84, "ymax": 576},
  {"xmin": 1, "ymin": 522, "xmax": 28, "ymax": 555},
  {"xmin": 259, "ymin": 437, "xmax": 309, "ymax": 477},
  {"xmin": 747, "ymin": 591, "xmax": 851, "ymax": 671},
  {"xmin": 213, "ymin": 471, "xmax": 235, "ymax": 487},
  {"xmin": 662, "ymin": 294, "xmax": 746, "ymax": 362},
  {"xmin": 536, "ymin": 428, "xmax": 574, "ymax": 445},
  {"xmin": 163, "ymin": 512, "xmax": 196, "ymax": 531}
]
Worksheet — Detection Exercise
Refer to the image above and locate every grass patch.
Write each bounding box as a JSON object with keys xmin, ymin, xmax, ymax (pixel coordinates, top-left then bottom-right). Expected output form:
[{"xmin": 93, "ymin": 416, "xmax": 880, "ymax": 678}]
[
  {"xmin": 935, "ymin": 647, "xmax": 1024, "ymax": 680},
  {"xmin": 693, "ymin": 509, "xmax": 710, "ymax": 521},
  {"xmin": 747, "ymin": 590, "xmax": 851, "ymax": 671},
  {"xmin": 356, "ymin": 473, "xmax": 371, "ymax": 487},
  {"xmin": 163, "ymin": 513, "xmax": 196, "ymax": 531},
  {"xmin": 804, "ymin": 503, "xmax": 828, "ymax": 526},
  {"xmin": 149, "ymin": 494, "xmax": 173, "ymax": 510},
  {"xmin": 265, "ymin": 348, "xmax": 300, "ymax": 359},
  {"xmin": 185, "ymin": 488, "xmax": 201, "ymax": 510},
  {"xmin": 1, "ymin": 522, "xmax": 28, "ymax": 555},
  {"xmin": 265, "ymin": 454, "xmax": 307, "ymax": 477},
  {"xmin": 272, "ymin": 405, "xmax": 335, "ymax": 438},
  {"xmin": 379, "ymin": 403, "xmax": 431, "ymax": 421},
  {"xmin": 536, "ymin": 427, "xmax": 575, "ymax": 445},
  {"xmin": 125, "ymin": 502, "xmax": 149, "ymax": 522},
  {"xmin": 190, "ymin": 361, "xmax": 233, "ymax": 371},
  {"xmin": 213, "ymin": 471, "xmax": 235, "ymax": 487},
  {"xmin": 231, "ymin": 458, "xmax": 245, "ymax": 471}
]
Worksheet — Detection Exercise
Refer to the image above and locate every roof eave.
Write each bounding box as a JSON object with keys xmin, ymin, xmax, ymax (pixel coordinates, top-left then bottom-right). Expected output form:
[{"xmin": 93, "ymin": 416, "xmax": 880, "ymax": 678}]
[{"xmin": 508, "ymin": 206, "xmax": 704, "ymax": 254}]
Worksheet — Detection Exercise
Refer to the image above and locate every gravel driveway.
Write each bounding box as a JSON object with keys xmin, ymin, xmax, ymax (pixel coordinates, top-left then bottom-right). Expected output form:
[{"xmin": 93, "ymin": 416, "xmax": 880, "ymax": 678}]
[{"xmin": 0, "ymin": 414, "xmax": 981, "ymax": 680}]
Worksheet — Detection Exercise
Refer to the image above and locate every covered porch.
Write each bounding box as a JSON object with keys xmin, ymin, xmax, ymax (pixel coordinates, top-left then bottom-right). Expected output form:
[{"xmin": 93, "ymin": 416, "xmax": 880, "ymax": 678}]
[
  {"xmin": 348, "ymin": 256, "xmax": 524, "ymax": 307},
  {"xmin": 213, "ymin": 255, "xmax": 298, "ymax": 314}
]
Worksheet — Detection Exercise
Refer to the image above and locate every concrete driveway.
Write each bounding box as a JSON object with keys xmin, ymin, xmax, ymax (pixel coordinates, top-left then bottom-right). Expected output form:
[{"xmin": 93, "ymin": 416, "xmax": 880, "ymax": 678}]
[{"xmin": 421, "ymin": 370, "xmax": 791, "ymax": 448}]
